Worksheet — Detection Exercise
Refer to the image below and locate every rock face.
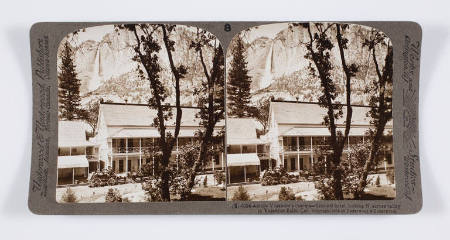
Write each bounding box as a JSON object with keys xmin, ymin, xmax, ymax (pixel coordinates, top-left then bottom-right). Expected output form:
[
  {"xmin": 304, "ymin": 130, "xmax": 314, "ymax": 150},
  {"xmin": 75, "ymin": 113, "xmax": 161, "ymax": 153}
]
[
  {"xmin": 232, "ymin": 23, "xmax": 389, "ymax": 105},
  {"xmin": 59, "ymin": 25, "xmax": 218, "ymax": 107}
]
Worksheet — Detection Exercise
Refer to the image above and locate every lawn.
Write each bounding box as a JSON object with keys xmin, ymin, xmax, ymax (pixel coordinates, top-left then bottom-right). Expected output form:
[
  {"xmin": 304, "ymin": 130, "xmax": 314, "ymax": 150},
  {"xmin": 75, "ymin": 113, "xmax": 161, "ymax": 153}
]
[
  {"xmin": 227, "ymin": 182, "xmax": 317, "ymax": 201},
  {"xmin": 57, "ymin": 173, "xmax": 226, "ymax": 203},
  {"xmin": 227, "ymin": 181, "xmax": 396, "ymax": 201}
]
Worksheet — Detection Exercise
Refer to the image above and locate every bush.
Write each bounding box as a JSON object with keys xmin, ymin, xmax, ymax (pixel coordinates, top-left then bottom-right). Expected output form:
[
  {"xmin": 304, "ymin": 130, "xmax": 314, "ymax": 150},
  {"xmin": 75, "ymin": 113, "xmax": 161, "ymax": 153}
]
[
  {"xmin": 261, "ymin": 167, "xmax": 295, "ymax": 186},
  {"xmin": 203, "ymin": 175, "xmax": 208, "ymax": 187},
  {"xmin": 213, "ymin": 171, "xmax": 226, "ymax": 185},
  {"xmin": 278, "ymin": 187, "xmax": 296, "ymax": 201},
  {"xmin": 231, "ymin": 185, "xmax": 250, "ymax": 201},
  {"xmin": 142, "ymin": 180, "xmax": 162, "ymax": 202},
  {"xmin": 386, "ymin": 170, "xmax": 395, "ymax": 184},
  {"xmin": 105, "ymin": 188, "xmax": 123, "ymax": 202},
  {"xmin": 61, "ymin": 188, "xmax": 77, "ymax": 203}
]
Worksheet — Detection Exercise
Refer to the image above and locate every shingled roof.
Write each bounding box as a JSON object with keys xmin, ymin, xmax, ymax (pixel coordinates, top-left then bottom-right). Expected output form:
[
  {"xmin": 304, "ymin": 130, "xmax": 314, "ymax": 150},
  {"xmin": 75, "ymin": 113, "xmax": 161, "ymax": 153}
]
[
  {"xmin": 269, "ymin": 101, "xmax": 393, "ymax": 126},
  {"xmin": 226, "ymin": 118, "xmax": 264, "ymax": 145},
  {"xmin": 99, "ymin": 103, "xmax": 225, "ymax": 127},
  {"xmin": 58, "ymin": 121, "xmax": 92, "ymax": 147}
]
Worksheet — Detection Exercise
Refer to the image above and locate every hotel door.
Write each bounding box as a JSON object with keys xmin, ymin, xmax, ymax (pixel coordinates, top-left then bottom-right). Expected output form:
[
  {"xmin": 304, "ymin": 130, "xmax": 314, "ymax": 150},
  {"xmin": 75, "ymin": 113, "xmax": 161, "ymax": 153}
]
[
  {"xmin": 119, "ymin": 160, "xmax": 124, "ymax": 173},
  {"xmin": 290, "ymin": 157, "xmax": 296, "ymax": 171}
]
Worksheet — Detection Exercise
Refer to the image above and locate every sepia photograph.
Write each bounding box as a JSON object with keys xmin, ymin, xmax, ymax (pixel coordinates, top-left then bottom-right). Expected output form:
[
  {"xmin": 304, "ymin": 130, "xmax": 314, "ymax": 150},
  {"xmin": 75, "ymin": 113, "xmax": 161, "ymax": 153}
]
[
  {"xmin": 56, "ymin": 24, "xmax": 226, "ymax": 203},
  {"xmin": 226, "ymin": 22, "xmax": 394, "ymax": 201}
]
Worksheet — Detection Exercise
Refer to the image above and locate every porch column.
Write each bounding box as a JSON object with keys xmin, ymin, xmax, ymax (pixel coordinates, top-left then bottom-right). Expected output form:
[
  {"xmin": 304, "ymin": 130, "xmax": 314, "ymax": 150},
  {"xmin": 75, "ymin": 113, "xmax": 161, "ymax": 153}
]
[
  {"xmin": 347, "ymin": 136, "xmax": 351, "ymax": 170},
  {"xmin": 152, "ymin": 138, "xmax": 155, "ymax": 175},
  {"xmin": 125, "ymin": 137, "xmax": 128, "ymax": 174},
  {"xmin": 297, "ymin": 136, "xmax": 300, "ymax": 171},
  {"xmin": 227, "ymin": 167, "xmax": 230, "ymax": 184},
  {"xmin": 139, "ymin": 138, "xmax": 142, "ymax": 169},
  {"xmin": 310, "ymin": 136, "xmax": 314, "ymax": 169},
  {"xmin": 176, "ymin": 138, "xmax": 179, "ymax": 171},
  {"xmin": 72, "ymin": 168, "xmax": 75, "ymax": 185},
  {"xmin": 281, "ymin": 137, "xmax": 284, "ymax": 168},
  {"xmin": 244, "ymin": 166, "xmax": 247, "ymax": 183}
]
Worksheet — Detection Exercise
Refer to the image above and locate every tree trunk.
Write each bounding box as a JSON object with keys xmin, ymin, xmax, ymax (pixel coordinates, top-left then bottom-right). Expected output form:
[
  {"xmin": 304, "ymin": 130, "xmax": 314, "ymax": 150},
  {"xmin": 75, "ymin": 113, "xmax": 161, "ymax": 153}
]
[{"xmin": 355, "ymin": 43, "xmax": 392, "ymax": 199}]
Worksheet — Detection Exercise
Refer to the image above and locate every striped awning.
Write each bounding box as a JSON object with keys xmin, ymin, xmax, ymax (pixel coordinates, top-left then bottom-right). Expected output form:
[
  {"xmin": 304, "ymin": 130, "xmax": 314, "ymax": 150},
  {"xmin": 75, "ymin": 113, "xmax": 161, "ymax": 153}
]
[
  {"xmin": 57, "ymin": 155, "xmax": 89, "ymax": 169},
  {"xmin": 227, "ymin": 153, "xmax": 260, "ymax": 167}
]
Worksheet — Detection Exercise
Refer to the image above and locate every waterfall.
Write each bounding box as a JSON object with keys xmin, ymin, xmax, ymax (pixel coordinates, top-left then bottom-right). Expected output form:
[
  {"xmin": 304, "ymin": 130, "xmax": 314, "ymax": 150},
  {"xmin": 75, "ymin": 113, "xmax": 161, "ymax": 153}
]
[
  {"xmin": 260, "ymin": 42, "xmax": 274, "ymax": 90},
  {"xmin": 88, "ymin": 46, "xmax": 102, "ymax": 92}
]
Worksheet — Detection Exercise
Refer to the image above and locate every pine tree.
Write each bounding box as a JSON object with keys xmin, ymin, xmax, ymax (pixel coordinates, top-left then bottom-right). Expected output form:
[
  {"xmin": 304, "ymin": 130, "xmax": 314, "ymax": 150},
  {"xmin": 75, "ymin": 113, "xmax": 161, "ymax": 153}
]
[
  {"xmin": 227, "ymin": 36, "xmax": 252, "ymax": 117},
  {"xmin": 58, "ymin": 42, "xmax": 82, "ymax": 120}
]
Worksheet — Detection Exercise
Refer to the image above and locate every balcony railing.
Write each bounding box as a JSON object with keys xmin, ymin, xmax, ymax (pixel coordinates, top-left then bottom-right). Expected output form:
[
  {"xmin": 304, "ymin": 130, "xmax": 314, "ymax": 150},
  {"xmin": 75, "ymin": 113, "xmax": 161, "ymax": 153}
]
[
  {"xmin": 282, "ymin": 144, "xmax": 338, "ymax": 152},
  {"xmin": 112, "ymin": 146, "xmax": 166, "ymax": 154},
  {"xmin": 283, "ymin": 145, "xmax": 312, "ymax": 152},
  {"xmin": 283, "ymin": 145, "xmax": 297, "ymax": 152},
  {"xmin": 112, "ymin": 147, "xmax": 144, "ymax": 153}
]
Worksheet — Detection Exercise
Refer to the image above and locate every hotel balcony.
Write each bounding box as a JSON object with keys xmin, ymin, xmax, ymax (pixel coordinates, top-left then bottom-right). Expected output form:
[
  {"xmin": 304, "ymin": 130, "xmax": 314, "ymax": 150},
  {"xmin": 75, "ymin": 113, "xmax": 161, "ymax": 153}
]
[
  {"xmin": 282, "ymin": 145, "xmax": 313, "ymax": 152},
  {"xmin": 111, "ymin": 146, "xmax": 158, "ymax": 154}
]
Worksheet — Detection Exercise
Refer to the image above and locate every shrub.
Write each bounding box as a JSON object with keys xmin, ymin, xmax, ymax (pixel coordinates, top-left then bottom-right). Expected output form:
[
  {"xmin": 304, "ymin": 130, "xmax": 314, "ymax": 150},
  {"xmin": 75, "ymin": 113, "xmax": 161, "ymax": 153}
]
[
  {"xmin": 231, "ymin": 185, "xmax": 250, "ymax": 201},
  {"xmin": 278, "ymin": 187, "xmax": 296, "ymax": 201},
  {"xmin": 261, "ymin": 167, "xmax": 293, "ymax": 186},
  {"xmin": 375, "ymin": 175, "xmax": 381, "ymax": 187},
  {"xmin": 142, "ymin": 180, "xmax": 162, "ymax": 202},
  {"xmin": 386, "ymin": 170, "xmax": 395, "ymax": 184},
  {"xmin": 280, "ymin": 176, "xmax": 290, "ymax": 184},
  {"xmin": 105, "ymin": 188, "xmax": 123, "ymax": 202},
  {"xmin": 203, "ymin": 175, "xmax": 208, "ymax": 187},
  {"xmin": 213, "ymin": 171, "xmax": 226, "ymax": 185},
  {"xmin": 61, "ymin": 188, "xmax": 77, "ymax": 203}
]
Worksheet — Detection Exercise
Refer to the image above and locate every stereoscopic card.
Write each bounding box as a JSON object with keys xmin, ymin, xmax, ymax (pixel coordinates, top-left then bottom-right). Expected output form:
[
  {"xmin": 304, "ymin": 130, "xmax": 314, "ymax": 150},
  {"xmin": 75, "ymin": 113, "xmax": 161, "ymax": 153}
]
[{"xmin": 28, "ymin": 21, "xmax": 422, "ymax": 214}]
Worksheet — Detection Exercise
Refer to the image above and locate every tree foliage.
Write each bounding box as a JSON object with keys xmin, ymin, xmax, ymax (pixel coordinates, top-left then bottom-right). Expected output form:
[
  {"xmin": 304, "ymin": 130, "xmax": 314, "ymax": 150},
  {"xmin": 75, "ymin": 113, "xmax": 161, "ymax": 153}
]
[
  {"xmin": 231, "ymin": 185, "xmax": 250, "ymax": 201},
  {"xmin": 117, "ymin": 24, "xmax": 186, "ymax": 201},
  {"xmin": 355, "ymin": 30, "xmax": 393, "ymax": 198},
  {"xmin": 227, "ymin": 36, "xmax": 253, "ymax": 117},
  {"xmin": 176, "ymin": 28, "xmax": 225, "ymax": 200},
  {"xmin": 292, "ymin": 23, "xmax": 358, "ymax": 200},
  {"xmin": 58, "ymin": 41, "xmax": 83, "ymax": 120}
]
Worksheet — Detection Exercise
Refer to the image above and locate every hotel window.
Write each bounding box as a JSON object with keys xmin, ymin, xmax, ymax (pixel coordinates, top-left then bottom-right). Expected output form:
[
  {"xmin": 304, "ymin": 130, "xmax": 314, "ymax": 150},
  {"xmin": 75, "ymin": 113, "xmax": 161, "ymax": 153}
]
[
  {"xmin": 214, "ymin": 154, "xmax": 220, "ymax": 164},
  {"xmin": 119, "ymin": 160, "xmax": 124, "ymax": 172},
  {"xmin": 290, "ymin": 158, "xmax": 296, "ymax": 171},
  {"xmin": 386, "ymin": 153, "xmax": 393, "ymax": 164}
]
